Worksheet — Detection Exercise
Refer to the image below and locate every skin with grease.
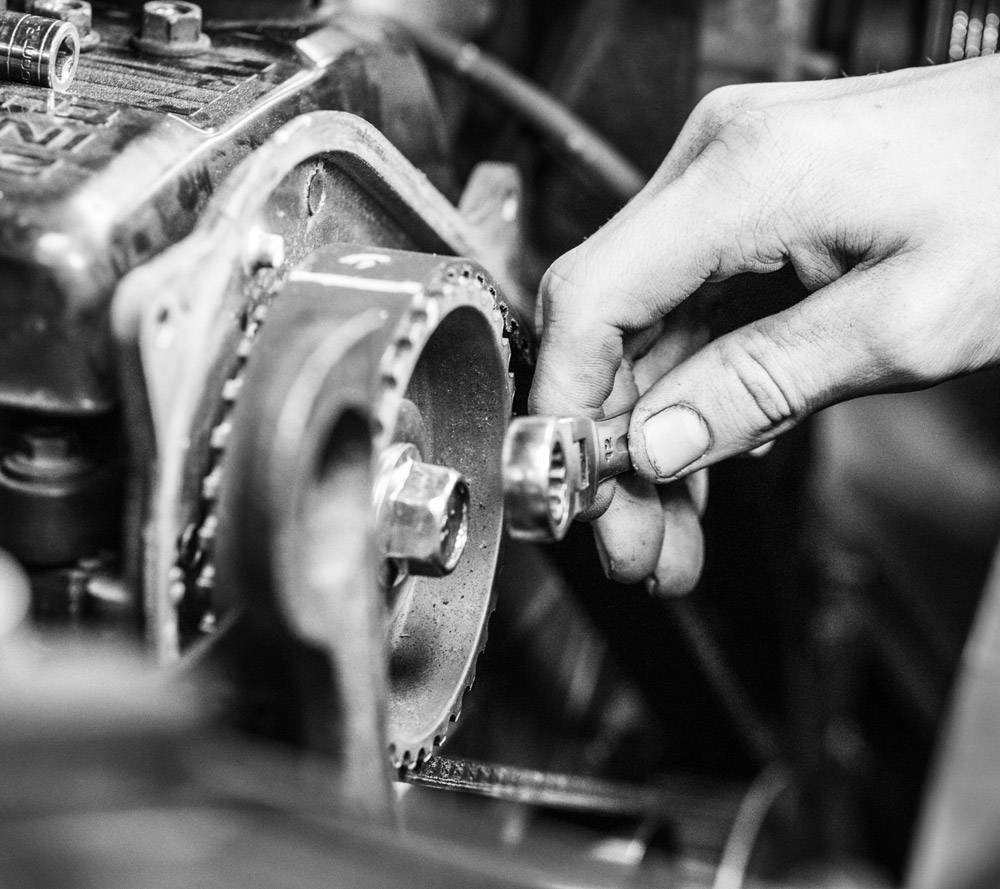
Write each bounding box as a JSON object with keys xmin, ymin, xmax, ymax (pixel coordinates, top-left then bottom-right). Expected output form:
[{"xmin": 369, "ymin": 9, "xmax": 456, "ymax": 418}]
[{"xmin": 530, "ymin": 57, "xmax": 1000, "ymax": 595}]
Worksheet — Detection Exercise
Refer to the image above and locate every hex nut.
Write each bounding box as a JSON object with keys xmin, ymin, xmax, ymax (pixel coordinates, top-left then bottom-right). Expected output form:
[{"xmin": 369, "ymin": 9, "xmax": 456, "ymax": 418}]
[
  {"xmin": 374, "ymin": 443, "xmax": 470, "ymax": 578},
  {"xmin": 30, "ymin": 0, "xmax": 99, "ymax": 50},
  {"xmin": 143, "ymin": 1, "xmax": 199, "ymax": 42},
  {"xmin": 132, "ymin": 1, "xmax": 210, "ymax": 56}
]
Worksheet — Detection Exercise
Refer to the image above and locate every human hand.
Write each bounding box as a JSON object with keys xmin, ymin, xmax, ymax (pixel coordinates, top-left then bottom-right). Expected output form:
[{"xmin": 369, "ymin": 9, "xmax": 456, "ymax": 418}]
[{"xmin": 530, "ymin": 56, "xmax": 1000, "ymax": 593}]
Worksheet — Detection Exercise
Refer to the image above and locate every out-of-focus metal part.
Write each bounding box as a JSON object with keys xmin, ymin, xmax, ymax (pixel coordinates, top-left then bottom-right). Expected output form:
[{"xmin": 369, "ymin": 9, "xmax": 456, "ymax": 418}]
[
  {"xmin": 0, "ymin": 645, "xmax": 675, "ymax": 889},
  {"xmin": 0, "ymin": 547, "xmax": 30, "ymax": 637},
  {"xmin": 374, "ymin": 443, "xmax": 470, "ymax": 578},
  {"xmin": 195, "ymin": 0, "xmax": 337, "ymax": 25},
  {"xmin": 29, "ymin": 552, "xmax": 132, "ymax": 627},
  {"xmin": 406, "ymin": 23, "xmax": 646, "ymax": 206},
  {"xmin": 907, "ymin": 550, "xmax": 1000, "ymax": 889},
  {"xmin": 458, "ymin": 162, "xmax": 536, "ymax": 343},
  {"xmin": 215, "ymin": 315, "xmax": 396, "ymax": 819},
  {"xmin": 0, "ymin": 427, "xmax": 119, "ymax": 567},
  {"xmin": 399, "ymin": 758, "xmax": 792, "ymax": 888},
  {"xmin": 0, "ymin": 11, "xmax": 79, "ymax": 90},
  {"xmin": 131, "ymin": 0, "xmax": 210, "ymax": 57},
  {"xmin": 349, "ymin": 0, "xmax": 497, "ymax": 38},
  {"xmin": 503, "ymin": 410, "xmax": 631, "ymax": 543},
  {"xmin": 29, "ymin": 0, "xmax": 98, "ymax": 52},
  {"xmin": 924, "ymin": 0, "xmax": 958, "ymax": 62}
]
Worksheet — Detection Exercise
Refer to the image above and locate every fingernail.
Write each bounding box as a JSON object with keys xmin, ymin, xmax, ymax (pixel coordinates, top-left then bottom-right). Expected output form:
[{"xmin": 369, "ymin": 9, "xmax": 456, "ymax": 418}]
[
  {"xmin": 643, "ymin": 576, "xmax": 660, "ymax": 596},
  {"xmin": 642, "ymin": 405, "xmax": 711, "ymax": 479}
]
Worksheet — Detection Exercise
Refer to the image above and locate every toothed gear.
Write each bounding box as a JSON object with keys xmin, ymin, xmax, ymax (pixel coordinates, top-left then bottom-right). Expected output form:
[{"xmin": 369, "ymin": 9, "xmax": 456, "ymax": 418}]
[
  {"xmin": 174, "ymin": 247, "xmax": 513, "ymax": 771},
  {"xmin": 171, "ymin": 298, "xmax": 271, "ymax": 648},
  {"xmin": 376, "ymin": 260, "xmax": 512, "ymax": 770}
]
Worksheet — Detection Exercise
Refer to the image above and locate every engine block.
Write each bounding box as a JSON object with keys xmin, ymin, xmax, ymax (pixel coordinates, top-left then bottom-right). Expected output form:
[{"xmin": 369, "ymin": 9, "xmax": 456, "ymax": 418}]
[{"xmin": 0, "ymin": 8, "xmax": 449, "ymax": 414}]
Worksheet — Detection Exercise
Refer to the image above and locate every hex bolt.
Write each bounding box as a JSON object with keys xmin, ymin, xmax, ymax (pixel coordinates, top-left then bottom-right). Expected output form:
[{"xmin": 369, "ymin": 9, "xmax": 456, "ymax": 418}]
[
  {"xmin": 373, "ymin": 443, "xmax": 470, "ymax": 578},
  {"xmin": 142, "ymin": 1, "xmax": 199, "ymax": 43},
  {"xmin": 131, "ymin": 0, "xmax": 210, "ymax": 57},
  {"xmin": 30, "ymin": 0, "xmax": 98, "ymax": 52}
]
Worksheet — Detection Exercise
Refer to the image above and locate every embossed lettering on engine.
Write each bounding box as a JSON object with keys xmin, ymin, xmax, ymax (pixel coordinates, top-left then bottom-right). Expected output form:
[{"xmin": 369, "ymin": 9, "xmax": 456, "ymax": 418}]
[
  {"xmin": 0, "ymin": 17, "xmax": 283, "ymax": 180},
  {"xmin": 0, "ymin": 91, "xmax": 116, "ymax": 176}
]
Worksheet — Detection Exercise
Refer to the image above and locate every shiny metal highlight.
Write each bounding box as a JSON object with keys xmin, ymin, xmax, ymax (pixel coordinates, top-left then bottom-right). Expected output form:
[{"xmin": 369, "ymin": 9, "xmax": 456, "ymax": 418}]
[{"xmin": 0, "ymin": 11, "xmax": 79, "ymax": 91}]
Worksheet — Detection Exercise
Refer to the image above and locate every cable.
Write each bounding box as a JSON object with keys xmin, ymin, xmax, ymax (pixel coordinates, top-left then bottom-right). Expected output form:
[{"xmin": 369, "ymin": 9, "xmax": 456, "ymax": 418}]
[
  {"xmin": 403, "ymin": 24, "xmax": 647, "ymax": 206},
  {"xmin": 670, "ymin": 598, "xmax": 784, "ymax": 766},
  {"xmin": 713, "ymin": 764, "xmax": 791, "ymax": 889}
]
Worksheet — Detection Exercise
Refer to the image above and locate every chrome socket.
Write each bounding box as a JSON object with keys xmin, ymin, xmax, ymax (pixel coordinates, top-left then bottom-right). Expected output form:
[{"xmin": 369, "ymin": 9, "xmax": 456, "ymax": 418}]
[
  {"xmin": 29, "ymin": 0, "xmax": 99, "ymax": 53},
  {"xmin": 502, "ymin": 411, "xmax": 632, "ymax": 543},
  {"xmin": 0, "ymin": 11, "xmax": 79, "ymax": 91}
]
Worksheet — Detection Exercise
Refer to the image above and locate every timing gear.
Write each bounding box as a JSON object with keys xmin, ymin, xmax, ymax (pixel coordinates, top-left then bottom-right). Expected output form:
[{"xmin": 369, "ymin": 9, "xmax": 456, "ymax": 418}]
[{"xmin": 213, "ymin": 246, "xmax": 513, "ymax": 770}]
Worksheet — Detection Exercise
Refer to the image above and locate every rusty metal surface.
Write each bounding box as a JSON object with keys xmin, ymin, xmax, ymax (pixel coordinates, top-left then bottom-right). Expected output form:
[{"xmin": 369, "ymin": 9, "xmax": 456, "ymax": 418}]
[{"xmin": 0, "ymin": 8, "xmax": 449, "ymax": 414}]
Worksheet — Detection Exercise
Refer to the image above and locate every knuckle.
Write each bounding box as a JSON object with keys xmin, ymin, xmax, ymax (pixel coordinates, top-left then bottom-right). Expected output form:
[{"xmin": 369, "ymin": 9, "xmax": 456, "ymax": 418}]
[
  {"xmin": 540, "ymin": 252, "xmax": 620, "ymax": 349},
  {"xmin": 715, "ymin": 330, "xmax": 803, "ymax": 434},
  {"xmin": 718, "ymin": 107, "xmax": 783, "ymax": 154},
  {"xmin": 857, "ymin": 276, "xmax": 959, "ymax": 386},
  {"xmin": 539, "ymin": 256, "xmax": 592, "ymax": 338},
  {"xmin": 873, "ymin": 310, "xmax": 947, "ymax": 384},
  {"xmin": 540, "ymin": 258, "xmax": 577, "ymax": 315},
  {"xmin": 696, "ymin": 84, "xmax": 752, "ymax": 128}
]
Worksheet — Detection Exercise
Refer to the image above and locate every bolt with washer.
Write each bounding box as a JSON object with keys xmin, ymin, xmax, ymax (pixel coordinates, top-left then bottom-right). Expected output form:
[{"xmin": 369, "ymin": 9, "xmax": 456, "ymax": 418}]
[
  {"xmin": 30, "ymin": 0, "xmax": 100, "ymax": 52},
  {"xmin": 131, "ymin": 1, "xmax": 210, "ymax": 57},
  {"xmin": 374, "ymin": 443, "xmax": 470, "ymax": 578}
]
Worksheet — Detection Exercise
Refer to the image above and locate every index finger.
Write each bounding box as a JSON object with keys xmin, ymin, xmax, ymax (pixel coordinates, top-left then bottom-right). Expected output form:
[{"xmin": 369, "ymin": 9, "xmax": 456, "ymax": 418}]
[{"xmin": 529, "ymin": 150, "xmax": 782, "ymax": 420}]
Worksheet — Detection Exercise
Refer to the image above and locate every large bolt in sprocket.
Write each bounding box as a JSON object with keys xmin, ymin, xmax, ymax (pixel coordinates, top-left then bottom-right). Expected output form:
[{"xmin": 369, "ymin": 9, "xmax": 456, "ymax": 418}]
[{"xmin": 213, "ymin": 245, "xmax": 512, "ymax": 770}]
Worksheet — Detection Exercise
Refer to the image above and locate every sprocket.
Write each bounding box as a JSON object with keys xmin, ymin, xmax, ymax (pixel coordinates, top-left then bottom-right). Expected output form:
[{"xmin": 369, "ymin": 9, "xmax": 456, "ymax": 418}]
[{"xmin": 212, "ymin": 246, "xmax": 513, "ymax": 771}]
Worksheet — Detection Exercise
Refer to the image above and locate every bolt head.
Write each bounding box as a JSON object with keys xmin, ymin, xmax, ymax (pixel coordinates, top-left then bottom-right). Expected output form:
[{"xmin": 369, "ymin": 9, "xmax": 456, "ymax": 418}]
[
  {"xmin": 142, "ymin": 1, "xmax": 202, "ymax": 45},
  {"xmin": 375, "ymin": 444, "xmax": 470, "ymax": 578},
  {"xmin": 31, "ymin": 0, "xmax": 92, "ymax": 37}
]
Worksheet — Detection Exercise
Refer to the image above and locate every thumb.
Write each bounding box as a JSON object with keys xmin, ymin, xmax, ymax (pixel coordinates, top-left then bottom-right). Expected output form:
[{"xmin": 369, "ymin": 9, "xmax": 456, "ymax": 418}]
[{"xmin": 629, "ymin": 263, "xmax": 912, "ymax": 480}]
